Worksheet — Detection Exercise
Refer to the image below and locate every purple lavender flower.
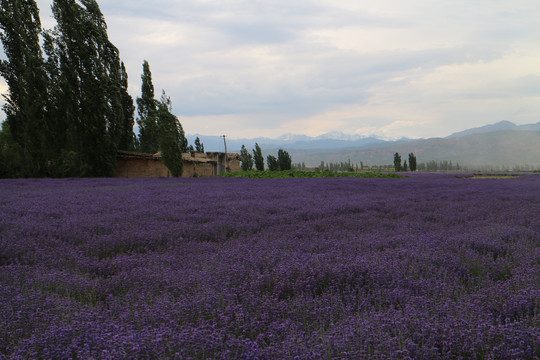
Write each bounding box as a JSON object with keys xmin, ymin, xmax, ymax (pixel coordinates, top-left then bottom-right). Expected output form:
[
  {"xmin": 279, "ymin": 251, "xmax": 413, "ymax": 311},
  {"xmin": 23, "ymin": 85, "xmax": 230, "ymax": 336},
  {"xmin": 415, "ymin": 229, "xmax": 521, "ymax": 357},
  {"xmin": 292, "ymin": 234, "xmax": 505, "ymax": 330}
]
[{"xmin": 0, "ymin": 174, "xmax": 538, "ymax": 358}]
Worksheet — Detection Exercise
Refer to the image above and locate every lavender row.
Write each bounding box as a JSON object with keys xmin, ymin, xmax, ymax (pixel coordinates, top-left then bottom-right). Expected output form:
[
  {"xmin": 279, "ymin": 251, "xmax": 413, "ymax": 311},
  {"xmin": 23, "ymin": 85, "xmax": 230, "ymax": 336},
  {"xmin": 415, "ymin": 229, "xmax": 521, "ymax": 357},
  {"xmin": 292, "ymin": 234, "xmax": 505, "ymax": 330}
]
[{"xmin": 0, "ymin": 175, "xmax": 539, "ymax": 359}]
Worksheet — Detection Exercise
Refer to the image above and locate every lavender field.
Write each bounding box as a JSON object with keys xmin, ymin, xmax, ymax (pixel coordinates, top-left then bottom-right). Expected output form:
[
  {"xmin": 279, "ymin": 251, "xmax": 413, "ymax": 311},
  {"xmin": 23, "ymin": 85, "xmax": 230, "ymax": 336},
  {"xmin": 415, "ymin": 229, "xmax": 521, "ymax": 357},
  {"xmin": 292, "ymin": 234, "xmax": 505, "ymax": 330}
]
[{"xmin": 0, "ymin": 174, "xmax": 539, "ymax": 359}]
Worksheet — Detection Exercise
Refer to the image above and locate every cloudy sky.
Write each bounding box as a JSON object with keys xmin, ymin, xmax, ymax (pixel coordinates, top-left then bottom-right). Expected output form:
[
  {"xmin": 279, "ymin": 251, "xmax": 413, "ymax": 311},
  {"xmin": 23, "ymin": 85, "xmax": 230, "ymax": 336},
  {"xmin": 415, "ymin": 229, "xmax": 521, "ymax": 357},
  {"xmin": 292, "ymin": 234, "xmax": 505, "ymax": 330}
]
[{"xmin": 2, "ymin": 0, "xmax": 540, "ymax": 139}]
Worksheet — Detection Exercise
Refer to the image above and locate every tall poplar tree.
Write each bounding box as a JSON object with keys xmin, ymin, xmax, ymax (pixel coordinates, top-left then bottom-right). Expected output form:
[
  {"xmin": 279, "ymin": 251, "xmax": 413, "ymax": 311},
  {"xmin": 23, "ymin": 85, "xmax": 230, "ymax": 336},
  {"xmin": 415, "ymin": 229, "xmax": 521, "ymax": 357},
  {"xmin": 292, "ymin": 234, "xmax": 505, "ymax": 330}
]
[
  {"xmin": 1, "ymin": 0, "xmax": 133, "ymax": 177},
  {"xmin": 240, "ymin": 145, "xmax": 253, "ymax": 171},
  {"xmin": 393, "ymin": 152, "xmax": 402, "ymax": 172},
  {"xmin": 157, "ymin": 91, "xmax": 186, "ymax": 177},
  {"xmin": 136, "ymin": 60, "xmax": 159, "ymax": 153},
  {"xmin": 46, "ymin": 0, "xmax": 125, "ymax": 176},
  {"xmin": 408, "ymin": 152, "xmax": 417, "ymax": 172},
  {"xmin": 0, "ymin": 0, "xmax": 49, "ymax": 177},
  {"xmin": 267, "ymin": 155, "xmax": 279, "ymax": 171},
  {"xmin": 42, "ymin": 29, "xmax": 64, "ymax": 168},
  {"xmin": 194, "ymin": 137, "xmax": 204, "ymax": 153},
  {"xmin": 277, "ymin": 149, "xmax": 291, "ymax": 171},
  {"xmin": 119, "ymin": 62, "xmax": 135, "ymax": 151},
  {"xmin": 253, "ymin": 143, "xmax": 264, "ymax": 171}
]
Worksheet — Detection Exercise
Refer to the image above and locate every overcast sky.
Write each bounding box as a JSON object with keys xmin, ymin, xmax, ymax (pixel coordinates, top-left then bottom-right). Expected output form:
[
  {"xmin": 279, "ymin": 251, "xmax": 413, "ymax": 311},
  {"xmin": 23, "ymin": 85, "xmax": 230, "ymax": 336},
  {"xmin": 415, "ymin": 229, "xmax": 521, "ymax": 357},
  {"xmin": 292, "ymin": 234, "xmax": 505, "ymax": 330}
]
[{"xmin": 2, "ymin": 0, "xmax": 540, "ymax": 139}]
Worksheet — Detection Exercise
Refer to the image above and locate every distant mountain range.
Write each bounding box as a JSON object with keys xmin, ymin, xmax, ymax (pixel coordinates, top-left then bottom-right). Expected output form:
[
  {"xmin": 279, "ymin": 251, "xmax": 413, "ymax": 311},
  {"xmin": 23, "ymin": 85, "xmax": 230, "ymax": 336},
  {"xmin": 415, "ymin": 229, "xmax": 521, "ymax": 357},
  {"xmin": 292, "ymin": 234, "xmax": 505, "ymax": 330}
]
[
  {"xmin": 188, "ymin": 121, "xmax": 540, "ymax": 168},
  {"xmin": 187, "ymin": 132, "xmax": 391, "ymax": 152}
]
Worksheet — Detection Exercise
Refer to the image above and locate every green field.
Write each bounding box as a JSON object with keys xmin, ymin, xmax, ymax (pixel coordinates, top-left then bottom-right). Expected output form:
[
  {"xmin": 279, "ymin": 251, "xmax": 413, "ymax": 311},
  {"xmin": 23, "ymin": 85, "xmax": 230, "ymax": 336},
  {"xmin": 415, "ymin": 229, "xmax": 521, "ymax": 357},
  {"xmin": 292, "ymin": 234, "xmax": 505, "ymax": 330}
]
[{"xmin": 220, "ymin": 170, "xmax": 404, "ymax": 179}]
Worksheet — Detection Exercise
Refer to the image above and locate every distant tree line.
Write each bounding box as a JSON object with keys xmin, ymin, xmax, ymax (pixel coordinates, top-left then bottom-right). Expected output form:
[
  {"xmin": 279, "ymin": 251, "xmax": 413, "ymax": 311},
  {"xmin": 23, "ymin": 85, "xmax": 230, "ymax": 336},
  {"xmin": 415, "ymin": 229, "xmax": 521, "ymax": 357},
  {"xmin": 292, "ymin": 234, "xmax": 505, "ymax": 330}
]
[
  {"xmin": 240, "ymin": 143, "xmax": 291, "ymax": 171},
  {"xmin": 417, "ymin": 160, "xmax": 462, "ymax": 171},
  {"xmin": 315, "ymin": 160, "xmax": 360, "ymax": 172},
  {"xmin": 292, "ymin": 162, "xmax": 308, "ymax": 170},
  {"xmin": 393, "ymin": 153, "xmax": 465, "ymax": 171},
  {"xmin": 0, "ymin": 0, "xmax": 187, "ymax": 178}
]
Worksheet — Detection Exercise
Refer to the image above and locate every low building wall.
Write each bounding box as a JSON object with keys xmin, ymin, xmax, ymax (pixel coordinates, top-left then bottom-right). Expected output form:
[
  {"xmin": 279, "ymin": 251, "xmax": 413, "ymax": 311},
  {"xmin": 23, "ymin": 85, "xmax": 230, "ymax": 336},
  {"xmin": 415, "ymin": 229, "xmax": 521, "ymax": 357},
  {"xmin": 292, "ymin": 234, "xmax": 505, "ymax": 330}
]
[
  {"xmin": 116, "ymin": 157, "xmax": 170, "ymax": 178},
  {"xmin": 115, "ymin": 151, "xmax": 241, "ymax": 178},
  {"xmin": 183, "ymin": 161, "xmax": 216, "ymax": 177}
]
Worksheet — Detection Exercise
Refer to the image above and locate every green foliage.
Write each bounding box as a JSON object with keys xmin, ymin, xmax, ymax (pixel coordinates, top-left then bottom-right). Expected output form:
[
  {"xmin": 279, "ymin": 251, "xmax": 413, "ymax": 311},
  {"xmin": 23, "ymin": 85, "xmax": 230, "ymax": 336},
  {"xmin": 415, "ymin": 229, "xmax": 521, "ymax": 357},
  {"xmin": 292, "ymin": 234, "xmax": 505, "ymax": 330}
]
[
  {"xmin": 221, "ymin": 170, "xmax": 404, "ymax": 179},
  {"xmin": 0, "ymin": 0, "xmax": 147, "ymax": 178},
  {"xmin": 0, "ymin": 0, "xmax": 49, "ymax": 177},
  {"xmin": 0, "ymin": 122, "xmax": 24, "ymax": 178},
  {"xmin": 53, "ymin": 150, "xmax": 92, "ymax": 178},
  {"xmin": 408, "ymin": 153, "xmax": 417, "ymax": 172},
  {"xmin": 278, "ymin": 149, "xmax": 292, "ymax": 171},
  {"xmin": 119, "ymin": 62, "xmax": 135, "ymax": 151},
  {"xmin": 136, "ymin": 60, "xmax": 159, "ymax": 153},
  {"xmin": 240, "ymin": 145, "xmax": 253, "ymax": 171},
  {"xmin": 267, "ymin": 155, "xmax": 279, "ymax": 171},
  {"xmin": 253, "ymin": 143, "xmax": 264, "ymax": 171},
  {"xmin": 393, "ymin": 152, "xmax": 402, "ymax": 172},
  {"xmin": 157, "ymin": 92, "xmax": 185, "ymax": 177},
  {"xmin": 47, "ymin": 0, "xmax": 124, "ymax": 177},
  {"xmin": 403, "ymin": 160, "xmax": 408, "ymax": 172},
  {"xmin": 195, "ymin": 137, "xmax": 204, "ymax": 153}
]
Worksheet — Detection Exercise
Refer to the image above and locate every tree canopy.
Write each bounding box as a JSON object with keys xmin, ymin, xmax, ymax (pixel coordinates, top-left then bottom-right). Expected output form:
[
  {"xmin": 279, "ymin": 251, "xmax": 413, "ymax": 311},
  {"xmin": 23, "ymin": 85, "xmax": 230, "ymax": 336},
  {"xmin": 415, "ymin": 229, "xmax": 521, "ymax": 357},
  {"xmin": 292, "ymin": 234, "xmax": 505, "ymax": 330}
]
[
  {"xmin": 394, "ymin": 153, "xmax": 402, "ymax": 172},
  {"xmin": 253, "ymin": 143, "xmax": 264, "ymax": 171},
  {"xmin": 0, "ymin": 0, "xmax": 49, "ymax": 177},
  {"xmin": 278, "ymin": 149, "xmax": 292, "ymax": 171},
  {"xmin": 0, "ymin": 0, "xmax": 136, "ymax": 177},
  {"xmin": 195, "ymin": 137, "xmax": 204, "ymax": 153},
  {"xmin": 408, "ymin": 153, "xmax": 417, "ymax": 172},
  {"xmin": 0, "ymin": 1, "xmax": 188, "ymax": 178},
  {"xmin": 267, "ymin": 155, "xmax": 279, "ymax": 171},
  {"xmin": 157, "ymin": 92, "xmax": 185, "ymax": 177},
  {"xmin": 240, "ymin": 145, "xmax": 254, "ymax": 171},
  {"xmin": 136, "ymin": 60, "xmax": 159, "ymax": 154}
]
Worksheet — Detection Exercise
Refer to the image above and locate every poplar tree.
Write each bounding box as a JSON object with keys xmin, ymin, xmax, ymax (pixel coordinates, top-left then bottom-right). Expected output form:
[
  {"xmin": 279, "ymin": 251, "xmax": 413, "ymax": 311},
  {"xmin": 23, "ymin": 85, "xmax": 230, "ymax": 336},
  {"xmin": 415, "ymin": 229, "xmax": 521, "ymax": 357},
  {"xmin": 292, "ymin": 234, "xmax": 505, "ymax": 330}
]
[
  {"xmin": 394, "ymin": 152, "xmax": 402, "ymax": 172},
  {"xmin": 119, "ymin": 62, "xmax": 135, "ymax": 151},
  {"xmin": 253, "ymin": 143, "xmax": 264, "ymax": 171},
  {"xmin": 240, "ymin": 145, "xmax": 253, "ymax": 171},
  {"xmin": 0, "ymin": 0, "xmax": 49, "ymax": 177},
  {"xmin": 42, "ymin": 29, "xmax": 65, "ymax": 167},
  {"xmin": 46, "ymin": 0, "xmax": 125, "ymax": 176},
  {"xmin": 1, "ymin": 0, "xmax": 133, "ymax": 177},
  {"xmin": 408, "ymin": 152, "xmax": 417, "ymax": 172},
  {"xmin": 195, "ymin": 137, "xmax": 204, "ymax": 153},
  {"xmin": 277, "ymin": 149, "xmax": 292, "ymax": 170},
  {"xmin": 136, "ymin": 60, "xmax": 159, "ymax": 153},
  {"xmin": 0, "ymin": 122, "xmax": 24, "ymax": 178},
  {"xmin": 157, "ymin": 91, "xmax": 185, "ymax": 177},
  {"xmin": 267, "ymin": 155, "xmax": 279, "ymax": 171}
]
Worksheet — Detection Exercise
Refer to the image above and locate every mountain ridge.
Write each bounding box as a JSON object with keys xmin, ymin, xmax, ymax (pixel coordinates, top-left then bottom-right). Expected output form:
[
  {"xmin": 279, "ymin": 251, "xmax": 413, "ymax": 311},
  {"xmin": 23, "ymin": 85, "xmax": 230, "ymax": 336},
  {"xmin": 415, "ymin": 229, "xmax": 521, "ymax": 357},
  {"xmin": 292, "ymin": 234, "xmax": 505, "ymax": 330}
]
[
  {"xmin": 188, "ymin": 121, "xmax": 540, "ymax": 152},
  {"xmin": 446, "ymin": 120, "xmax": 540, "ymax": 138},
  {"xmin": 286, "ymin": 130, "xmax": 540, "ymax": 168},
  {"xmin": 187, "ymin": 121, "xmax": 540, "ymax": 168}
]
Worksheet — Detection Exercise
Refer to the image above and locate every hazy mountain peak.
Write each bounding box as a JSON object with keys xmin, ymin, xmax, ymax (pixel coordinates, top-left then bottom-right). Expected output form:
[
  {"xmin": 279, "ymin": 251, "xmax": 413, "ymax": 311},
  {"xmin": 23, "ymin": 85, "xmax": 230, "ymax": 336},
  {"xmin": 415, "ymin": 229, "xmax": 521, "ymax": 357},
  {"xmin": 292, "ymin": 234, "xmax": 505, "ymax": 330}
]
[
  {"xmin": 447, "ymin": 121, "xmax": 518, "ymax": 138},
  {"xmin": 275, "ymin": 133, "xmax": 312, "ymax": 142},
  {"xmin": 315, "ymin": 131, "xmax": 362, "ymax": 141},
  {"xmin": 495, "ymin": 120, "xmax": 516, "ymax": 126}
]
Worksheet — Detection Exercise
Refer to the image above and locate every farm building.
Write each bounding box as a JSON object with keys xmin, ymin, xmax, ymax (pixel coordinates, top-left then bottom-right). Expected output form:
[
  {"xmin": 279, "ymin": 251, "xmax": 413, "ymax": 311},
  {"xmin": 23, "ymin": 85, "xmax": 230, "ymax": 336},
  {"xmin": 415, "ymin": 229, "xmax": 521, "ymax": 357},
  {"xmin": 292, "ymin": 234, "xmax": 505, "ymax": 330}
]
[{"xmin": 116, "ymin": 151, "xmax": 242, "ymax": 178}]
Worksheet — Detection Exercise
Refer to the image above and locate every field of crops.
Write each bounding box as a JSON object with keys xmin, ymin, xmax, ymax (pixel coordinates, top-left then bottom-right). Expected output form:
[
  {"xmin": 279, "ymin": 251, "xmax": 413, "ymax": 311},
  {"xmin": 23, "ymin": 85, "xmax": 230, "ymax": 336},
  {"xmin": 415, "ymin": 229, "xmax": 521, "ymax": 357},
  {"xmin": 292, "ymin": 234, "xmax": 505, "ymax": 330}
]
[{"xmin": 0, "ymin": 174, "xmax": 538, "ymax": 359}]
